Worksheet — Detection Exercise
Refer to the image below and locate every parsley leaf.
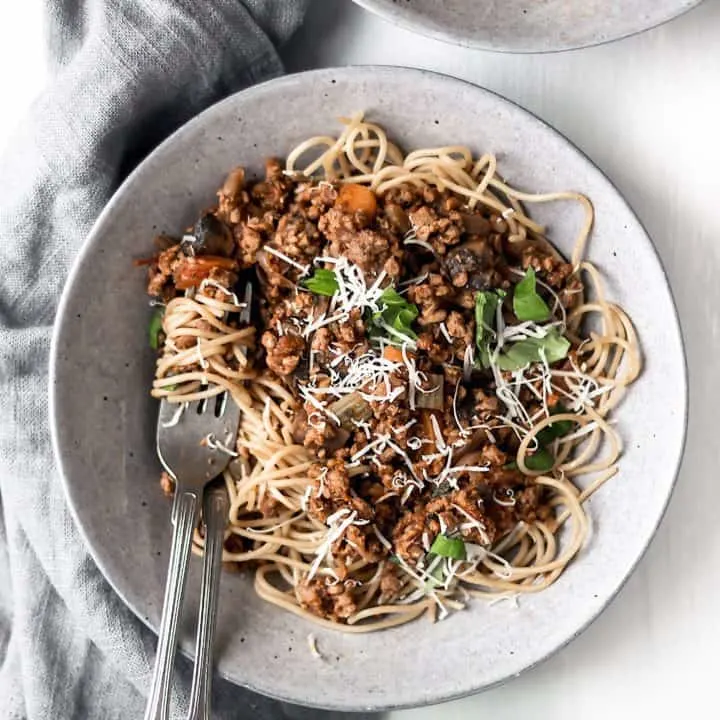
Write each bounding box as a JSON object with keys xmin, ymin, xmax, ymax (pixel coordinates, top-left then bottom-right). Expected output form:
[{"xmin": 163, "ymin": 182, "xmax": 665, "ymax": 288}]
[
  {"xmin": 513, "ymin": 267, "xmax": 551, "ymax": 322},
  {"xmin": 302, "ymin": 268, "xmax": 339, "ymax": 296}
]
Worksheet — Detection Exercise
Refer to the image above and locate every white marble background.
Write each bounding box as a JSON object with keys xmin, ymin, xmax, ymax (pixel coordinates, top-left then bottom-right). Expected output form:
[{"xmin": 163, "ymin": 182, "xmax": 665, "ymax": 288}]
[{"xmin": 2, "ymin": 1, "xmax": 718, "ymax": 718}]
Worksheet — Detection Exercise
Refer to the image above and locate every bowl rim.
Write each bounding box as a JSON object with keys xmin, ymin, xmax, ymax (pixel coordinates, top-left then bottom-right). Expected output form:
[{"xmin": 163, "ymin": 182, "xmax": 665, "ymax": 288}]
[
  {"xmin": 350, "ymin": 0, "xmax": 704, "ymax": 53},
  {"xmin": 49, "ymin": 65, "xmax": 689, "ymax": 711}
]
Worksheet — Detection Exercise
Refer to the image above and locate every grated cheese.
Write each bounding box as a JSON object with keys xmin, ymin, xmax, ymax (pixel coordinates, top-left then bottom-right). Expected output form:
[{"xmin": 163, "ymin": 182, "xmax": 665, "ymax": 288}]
[
  {"xmin": 161, "ymin": 403, "xmax": 186, "ymax": 428},
  {"xmin": 452, "ymin": 504, "xmax": 490, "ymax": 545},
  {"xmin": 493, "ymin": 488, "xmax": 516, "ymax": 507},
  {"xmin": 204, "ymin": 433, "xmax": 238, "ymax": 457},
  {"xmin": 400, "ymin": 485, "xmax": 415, "ymax": 504},
  {"xmin": 315, "ymin": 466, "xmax": 328, "ymax": 499},
  {"xmin": 439, "ymin": 322, "xmax": 453, "ymax": 343},
  {"xmin": 429, "ymin": 414, "xmax": 447, "ymax": 452},
  {"xmin": 445, "ymin": 465, "xmax": 489, "ymax": 474},
  {"xmin": 373, "ymin": 526, "xmax": 393, "ymax": 551},
  {"xmin": 463, "ymin": 344, "xmax": 474, "ymax": 382},
  {"xmin": 198, "ymin": 279, "xmax": 243, "ymax": 306},
  {"xmin": 487, "ymin": 593, "xmax": 520, "ymax": 608},
  {"xmin": 308, "ymin": 509, "xmax": 367, "ymax": 580},
  {"xmin": 404, "ymin": 238, "xmax": 435, "ymax": 253},
  {"xmin": 264, "ymin": 245, "xmax": 310, "ymax": 275},
  {"xmin": 399, "ymin": 272, "xmax": 429, "ymax": 288}
]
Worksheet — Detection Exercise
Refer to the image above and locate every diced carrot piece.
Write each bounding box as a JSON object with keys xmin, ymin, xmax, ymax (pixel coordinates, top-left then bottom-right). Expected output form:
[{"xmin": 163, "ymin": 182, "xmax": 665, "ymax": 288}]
[
  {"xmin": 174, "ymin": 256, "xmax": 238, "ymax": 290},
  {"xmin": 383, "ymin": 346, "xmax": 404, "ymax": 363},
  {"xmin": 337, "ymin": 183, "xmax": 377, "ymax": 218}
]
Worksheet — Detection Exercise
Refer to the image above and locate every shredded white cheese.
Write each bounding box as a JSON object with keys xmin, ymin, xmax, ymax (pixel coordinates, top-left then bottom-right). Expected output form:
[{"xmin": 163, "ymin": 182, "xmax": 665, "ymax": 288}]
[
  {"xmin": 264, "ymin": 245, "xmax": 311, "ymax": 275},
  {"xmin": 204, "ymin": 433, "xmax": 238, "ymax": 457},
  {"xmin": 439, "ymin": 322, "xmax": 453, "ymax": 343},
  {"xmin": 198, "ymin": 279, "xmax": 243, "ymax": 306},
  {"xmin": 160, "ymin": 403, "xmax": 186, "ymax": 428},
  {"xmin": 404, "ymin": 237, "xmax": 435, "ymax": 253}
]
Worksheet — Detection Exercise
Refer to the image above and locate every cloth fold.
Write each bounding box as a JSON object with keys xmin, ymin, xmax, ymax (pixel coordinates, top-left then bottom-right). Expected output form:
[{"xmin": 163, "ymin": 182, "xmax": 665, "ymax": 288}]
[{"xmin": 0, "ymin": 2, "xmax": 375, "ymax": 718}]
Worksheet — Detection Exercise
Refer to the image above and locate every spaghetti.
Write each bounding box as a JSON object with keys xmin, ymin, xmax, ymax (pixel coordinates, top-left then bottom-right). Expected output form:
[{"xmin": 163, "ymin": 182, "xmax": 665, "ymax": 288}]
[{"xmin": 146, "ymin": 113, "xmax": 640, "ymax": 632}]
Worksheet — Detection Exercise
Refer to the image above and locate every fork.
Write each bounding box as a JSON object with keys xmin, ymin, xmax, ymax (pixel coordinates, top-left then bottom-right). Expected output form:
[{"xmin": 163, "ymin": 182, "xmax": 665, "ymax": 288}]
[
  {"xmin": 144, "ymin": 393, "xmax": 241, "ymax": 720},
  {"xmin": 186, "ymin": 481, "xmax": 229, "ymax": 720}
]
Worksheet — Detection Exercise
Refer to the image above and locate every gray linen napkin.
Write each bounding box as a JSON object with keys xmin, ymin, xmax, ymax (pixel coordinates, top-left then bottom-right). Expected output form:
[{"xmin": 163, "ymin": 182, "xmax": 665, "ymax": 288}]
[{"xmin": 0, "ymin": 2, "xmax": 377, "ymax": 718}]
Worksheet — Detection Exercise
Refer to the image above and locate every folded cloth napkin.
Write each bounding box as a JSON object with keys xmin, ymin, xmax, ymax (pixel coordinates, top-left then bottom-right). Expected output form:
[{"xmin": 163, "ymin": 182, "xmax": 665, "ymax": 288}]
[{"xmin": 0, "ymin": 2, "xmax": 375, "ymax": 718}]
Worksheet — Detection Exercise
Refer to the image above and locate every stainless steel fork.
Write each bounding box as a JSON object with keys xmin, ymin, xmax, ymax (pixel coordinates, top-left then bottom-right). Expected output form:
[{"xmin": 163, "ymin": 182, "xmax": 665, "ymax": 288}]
[
  {"xmin": 144, "ymin": 394, "xmax": 240, "ymax": 720},
  {"xmin": 186, "ymin": 482, "xmax": 228, "ymax": 720}
]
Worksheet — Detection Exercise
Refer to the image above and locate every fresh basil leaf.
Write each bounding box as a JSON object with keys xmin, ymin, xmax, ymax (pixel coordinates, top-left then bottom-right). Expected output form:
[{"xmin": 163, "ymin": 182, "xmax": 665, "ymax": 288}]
[
  {"xmin": 302, "ymin": 268, "xmax": 339, "ymax": 296},
  {"xmin": 513, "ymin": 267, "xmax": 551, "ymax": 322},
  {"xmin": 149, "ymin": 308, "xmax": 164, "ymax": 350},
  {"xmin": 424, "ymin": 557, "xmax": 446, "ymax": 590},
  {"xmin": 378, "ymin": 287, "xmax": 408, "ymax": 307},
  {"xmin": 523, "ymin": 447, "xmax": 555, "ymax": 472},
  {"xmin": 497, "ymin": 328, "xmax": 570, "ymax": 371},
  {"xmin": 429, "ymin": 534, "xmax": 466, "ymax": 560},
  {"xmin": 509, "ymin": 405, "xmax": 571, "ymax": 473},
  {"xmin": 536, "ymin": 403, "xmax": 574, "ymax": 445},
  {"xmin": 474, "ymin": 290, "xmax": 505, "ymax": 367},
  {"xmin": 371, "ymin": 287, "xmax": 419, "ymax": 341}
]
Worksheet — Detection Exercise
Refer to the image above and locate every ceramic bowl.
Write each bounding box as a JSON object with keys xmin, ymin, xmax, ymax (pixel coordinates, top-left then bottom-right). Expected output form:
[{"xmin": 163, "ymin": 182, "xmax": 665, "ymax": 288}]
[
  {"xmin": 50, "ymin": 67, "xmax": 687, "ymax": 711},
  {"xmin": 351, "ymin": 0, "xmax": 702, "ymax": 52}
]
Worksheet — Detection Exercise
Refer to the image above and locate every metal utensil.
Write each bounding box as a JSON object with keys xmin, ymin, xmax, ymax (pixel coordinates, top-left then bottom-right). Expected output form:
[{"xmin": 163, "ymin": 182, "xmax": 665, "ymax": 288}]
[
  {"xmin": 185, "ymin": 282, "xmax": 251, "ymax": 718},
  {"xmin": 144, "ymin": 395, "xmax": 240, "ymax": 720},
  {"xmin": 186, "ymin": 482, "xmax": 229, "ymax": 720}
]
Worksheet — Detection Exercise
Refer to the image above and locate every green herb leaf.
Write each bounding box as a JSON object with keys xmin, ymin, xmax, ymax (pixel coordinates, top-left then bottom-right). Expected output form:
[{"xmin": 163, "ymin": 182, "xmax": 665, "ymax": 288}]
[
  {"xmin": 509, "ymin": 406, "xmax": 573, "ymax": 473},
  {"xmin": 429, "ymin": 534, "xmax": 466, "ymax": 560},
  {"xmin": 523, "ymin": 447, "xmax": 555, "ymax": 472},
  {"xmin": 302, "ymin": 268, "xmax": 339, "ymax": 296},
  {"xmin": 424, "ymin": 558, "xmax": 446, "ymax": 590},
  {"xmin": 371, "ymin": 287, "xmax": 419, "ymax": 341},
  {"xmin": 536, "ymin": 404, "xmax": 575, "ymax": 446},
  {"xmin": 513, "ymin": 267, "xmax": 551, "ymax": 322},
  {"xmin": 497, "ymin": 328, "xmax": 570, "ymax": 372},
  {"xmin": 149, "ymin": 308, "xmax": 164, "ymax": 350},
  {"xmin": 474, "ymin": 290, "xmax": 505, "ymax": 367},
  {"xmin": 378, "ymin": 287, "xmax": 408, "ymax": 308}
]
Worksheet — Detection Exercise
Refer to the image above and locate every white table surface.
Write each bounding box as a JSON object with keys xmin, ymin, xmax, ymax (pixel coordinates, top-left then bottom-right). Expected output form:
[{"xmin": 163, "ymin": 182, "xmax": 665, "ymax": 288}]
[{"xmin": 3, "ymin": 1, "xmax": 718, "ymax": 719}]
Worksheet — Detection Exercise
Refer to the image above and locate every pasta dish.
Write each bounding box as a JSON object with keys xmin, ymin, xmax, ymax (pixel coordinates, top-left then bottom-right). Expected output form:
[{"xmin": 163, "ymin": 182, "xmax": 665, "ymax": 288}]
[{"xmin": 140, "ymin": 114, "xmax": 640, "ymax": 632}]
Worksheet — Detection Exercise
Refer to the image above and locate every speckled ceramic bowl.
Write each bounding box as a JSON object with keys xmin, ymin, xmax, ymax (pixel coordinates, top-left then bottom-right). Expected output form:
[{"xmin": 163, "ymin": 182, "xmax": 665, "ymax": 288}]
[
  {"xmin": 50, "ymin": 67, "xmax": 687, "ymax": 711},
  {"xmin": 351, "ymin": 0, "xmax": 702, "ymax": 52}
]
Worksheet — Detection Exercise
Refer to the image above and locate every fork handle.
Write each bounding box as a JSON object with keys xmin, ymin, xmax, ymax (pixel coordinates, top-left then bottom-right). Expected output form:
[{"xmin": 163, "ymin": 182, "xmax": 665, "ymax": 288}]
[
  {"xmin": 187, "ymin": 486, "xmax": 228, "ymax": 720},
  {"xmin": 144, "ymin": 490, "xmax": 200, "ymax": 720}
]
